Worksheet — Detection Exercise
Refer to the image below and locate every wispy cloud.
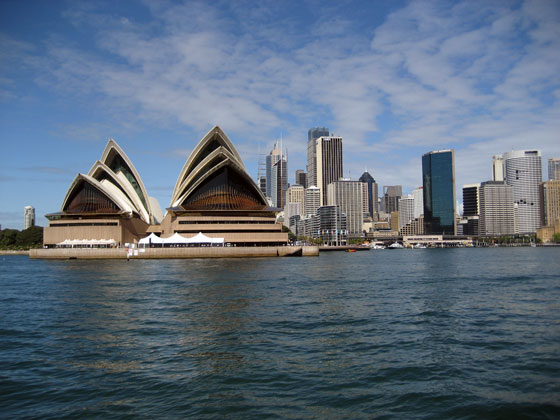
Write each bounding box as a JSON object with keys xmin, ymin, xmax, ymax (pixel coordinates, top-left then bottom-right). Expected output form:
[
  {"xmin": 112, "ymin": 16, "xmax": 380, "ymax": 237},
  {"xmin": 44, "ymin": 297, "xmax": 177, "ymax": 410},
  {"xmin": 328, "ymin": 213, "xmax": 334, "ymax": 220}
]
[{"xmin": 2, "ymin": 0, "xmax": 559, "ymax": 199}]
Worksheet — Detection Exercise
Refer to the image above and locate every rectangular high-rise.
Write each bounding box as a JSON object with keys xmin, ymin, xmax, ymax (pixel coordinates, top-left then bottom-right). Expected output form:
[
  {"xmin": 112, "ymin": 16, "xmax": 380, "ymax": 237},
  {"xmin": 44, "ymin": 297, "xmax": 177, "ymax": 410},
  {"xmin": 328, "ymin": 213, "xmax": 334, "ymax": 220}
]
[
  {"xmin": 383, "ymin": 185, "xmax": 402, "ymax": 213},
  {"xmin": 540, "ymin": 180, "xmax": 560, "ymax": 227},
  {"xmin": 315, "ymin": 136, "xmax": 343, "ymax": 205},
  {"xmin": 304, "ymin": 186, "xmax": 321, "ymax": 216},
  {"xmin": 549, "ymin": 158, "xmax": 560, "ymax": 181},
  {"xmin": 503, "ymin": 150, "xmax": 542, "ymax": 233},
  {"xmin": 327, "ymin": 180, "xmax": 363, "ymax": 235},
  {"xmin": 359, "ymin": 171, "xmax": 378, "ymax": 218},
  {"xmin": 295, "ymin": 170, "xmax": 307, "ymax": 188},
  {"xmin": 266, "ymin": 140, "xmax": 287, "ymax": 208},
  {"xmin": 422, "ymin": 149, "xmax": 456, "ymax": 235},
  {"xmin": 462, "ymin": 183, "xmax": 480, "ymax": 217},
  {"xmin": 398, "ymin": 195, "xmax": 414, "ymax": 232},
  {"xmin": 492, "ymin": 155, "xmax": 504, "ymax": 182},
  {"xmin": 306, "ymin": 127, "xmax": 329, "ymax": 188},
  {"xmin": 479, "ymin": 181, "xmax": 514, "ymax": 236}
]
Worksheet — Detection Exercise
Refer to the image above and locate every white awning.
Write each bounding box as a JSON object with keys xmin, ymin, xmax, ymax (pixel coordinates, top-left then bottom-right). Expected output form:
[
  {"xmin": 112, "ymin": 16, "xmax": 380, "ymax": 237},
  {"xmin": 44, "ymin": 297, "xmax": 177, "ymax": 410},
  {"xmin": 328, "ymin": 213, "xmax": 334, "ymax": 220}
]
[{"xmin": 138, "ymin": 233, "xmax": 165, "ymax": 245}]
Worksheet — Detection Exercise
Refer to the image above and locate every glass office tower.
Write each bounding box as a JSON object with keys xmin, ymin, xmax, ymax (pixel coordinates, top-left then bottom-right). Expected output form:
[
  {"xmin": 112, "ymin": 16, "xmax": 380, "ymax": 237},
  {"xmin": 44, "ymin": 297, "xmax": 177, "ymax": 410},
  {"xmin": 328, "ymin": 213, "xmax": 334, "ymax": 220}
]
[{"xmin": 422, "ymin": 149, "xmax": 456, "ymax": 235}]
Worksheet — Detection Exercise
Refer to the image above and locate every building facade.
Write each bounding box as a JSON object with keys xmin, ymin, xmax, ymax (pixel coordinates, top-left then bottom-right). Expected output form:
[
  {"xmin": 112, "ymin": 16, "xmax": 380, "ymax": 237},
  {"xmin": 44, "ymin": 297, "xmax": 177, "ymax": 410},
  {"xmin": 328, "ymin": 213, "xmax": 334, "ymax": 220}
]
[
  {"xmin": 541, "ymin": 180, "xmax": 560, "ymax": 227},
  {"xmin": 398, "ymin": 195, "xmax": 415, "ymax": 232},
  {"xmin": 548, "ymin": 158, "xmax": 560, "ymax": 181},
  {"xmin": 327, "ymin": 180, "xmax": 363, "ymax": 236},
  {"xmin": 422, "ymin": 149, "xmax": 456, "ymax": 235},
  {"xmin": 24, "ymin": 206, "xmax": 35, "ymax": 230},
  {"xmin": 306, "ymin": 127, "xmax": 329, "ymax": 188},
  {"xmin": 492, "ymin": 155, "xmax": 504, "ymax": 182},
  {"xmin": 412, "ymin": 187, "xmax": 423, "ymax": 219},
  {"xmin": 383, "ymin": 185, "xmax": 402, "ymax": 214},
  {"xmin": 295, "ymin": 169, "xmax": 307, "ymax": 188},
  {"xmin": 478, "ymin": 181, "xmax": 514, "ymax": 236},
  {"xmin": 317, "ymin": 205, "xmax": 347, "ymax": 245},
  {"xmin": 270, "ymin": 153, "xmax": 288, "ymax": 208},
  {"xmin": 304, "ymin": 186, "xmax": 321, "ymax": 216},
  {"xmin": 503, "ymin": 149, "xmax": 542, "ymax": 233},
  {"xmin": 315, "ymin": 136, "xmax": 343, "ymax": 205},
  {"xmin": 359, "ymin": 171, "xmax": 378, "ymax": 218}
]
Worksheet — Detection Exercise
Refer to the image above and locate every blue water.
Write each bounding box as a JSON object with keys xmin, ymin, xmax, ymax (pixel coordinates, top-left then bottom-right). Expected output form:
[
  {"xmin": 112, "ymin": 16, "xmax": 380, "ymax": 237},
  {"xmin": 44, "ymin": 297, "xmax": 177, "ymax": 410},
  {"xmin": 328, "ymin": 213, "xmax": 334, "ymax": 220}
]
[{"xmin": 1, "ymin": 248, "xmax": 560, "ymax": 419}]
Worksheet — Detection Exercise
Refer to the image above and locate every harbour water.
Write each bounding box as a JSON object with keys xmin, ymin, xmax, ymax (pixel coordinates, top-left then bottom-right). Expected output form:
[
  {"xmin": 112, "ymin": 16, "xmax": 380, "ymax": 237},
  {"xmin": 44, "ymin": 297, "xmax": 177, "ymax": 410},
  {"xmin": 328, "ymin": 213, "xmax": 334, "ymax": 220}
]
[{"xmin": 1, "ymin": 248, "xmax": 559, "ymax": 419}]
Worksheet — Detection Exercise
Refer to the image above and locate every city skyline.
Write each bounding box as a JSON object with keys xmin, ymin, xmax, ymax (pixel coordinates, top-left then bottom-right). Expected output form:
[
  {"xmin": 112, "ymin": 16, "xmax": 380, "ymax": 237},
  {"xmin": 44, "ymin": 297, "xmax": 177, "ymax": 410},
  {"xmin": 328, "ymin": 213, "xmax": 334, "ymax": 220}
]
[{"xmin": 1, "ymin": 1, "xmax": 560, "ymax": 229}]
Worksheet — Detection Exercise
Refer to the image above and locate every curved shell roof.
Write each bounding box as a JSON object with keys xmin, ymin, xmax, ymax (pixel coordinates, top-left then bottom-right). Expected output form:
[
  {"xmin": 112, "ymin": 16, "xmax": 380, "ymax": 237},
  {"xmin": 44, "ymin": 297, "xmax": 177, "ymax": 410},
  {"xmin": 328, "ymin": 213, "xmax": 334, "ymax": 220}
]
[
  {"xmin": 59, "ymin": 139, "xmax": 155, "ymax": 224},
  {"xmin": 171, "ymin": 126, "xmax": 268, "ymax": 210}
]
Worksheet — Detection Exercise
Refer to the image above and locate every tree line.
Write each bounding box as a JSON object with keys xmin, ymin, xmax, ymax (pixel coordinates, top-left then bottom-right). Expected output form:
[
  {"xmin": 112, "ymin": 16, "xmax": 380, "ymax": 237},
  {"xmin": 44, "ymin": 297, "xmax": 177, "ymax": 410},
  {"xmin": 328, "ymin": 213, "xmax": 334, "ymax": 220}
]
[{"xmin": 0, "ymin": 226, "xmax": 43, "ymax": 249}]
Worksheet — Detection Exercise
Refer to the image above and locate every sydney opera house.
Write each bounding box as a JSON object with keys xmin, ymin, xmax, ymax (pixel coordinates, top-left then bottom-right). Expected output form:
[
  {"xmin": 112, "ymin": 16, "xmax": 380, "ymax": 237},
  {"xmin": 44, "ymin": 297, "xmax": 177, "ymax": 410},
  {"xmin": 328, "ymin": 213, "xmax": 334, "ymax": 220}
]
[{"xmin": 44, "ymin": 126, "xmax": 288, "ymax": 248}]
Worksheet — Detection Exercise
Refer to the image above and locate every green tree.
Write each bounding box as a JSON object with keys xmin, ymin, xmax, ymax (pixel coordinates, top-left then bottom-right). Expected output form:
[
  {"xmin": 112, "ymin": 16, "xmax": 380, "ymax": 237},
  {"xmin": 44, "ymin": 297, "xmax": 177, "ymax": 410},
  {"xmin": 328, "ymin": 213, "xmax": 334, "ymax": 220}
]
[
  {"xmin": 0, "ymin": 229, "xmax": 18, "ymax": 247},
  {"xmin": 16, "ymin": 226, "xmax": 43, "ymax": 247},
  {"xmin": 552, "ymin": 233, "xmax": 560, "ymax": 244}
]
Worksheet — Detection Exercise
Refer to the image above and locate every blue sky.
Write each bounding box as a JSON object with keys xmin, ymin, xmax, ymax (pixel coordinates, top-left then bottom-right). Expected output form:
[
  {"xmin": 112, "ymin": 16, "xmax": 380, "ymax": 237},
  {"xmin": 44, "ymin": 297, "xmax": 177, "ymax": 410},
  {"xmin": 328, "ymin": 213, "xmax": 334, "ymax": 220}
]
[{"xmin": 1, "ymin": 0, "xmax": 559, "ymax": 229}]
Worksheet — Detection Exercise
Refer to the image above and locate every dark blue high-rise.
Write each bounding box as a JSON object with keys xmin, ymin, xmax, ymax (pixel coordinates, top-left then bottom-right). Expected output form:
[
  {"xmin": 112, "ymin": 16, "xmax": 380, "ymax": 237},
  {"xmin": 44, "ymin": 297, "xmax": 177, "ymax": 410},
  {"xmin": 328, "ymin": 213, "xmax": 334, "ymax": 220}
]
[{"xmin": 422, "ymin": 149, "xmax": 456, "ymax": 235}]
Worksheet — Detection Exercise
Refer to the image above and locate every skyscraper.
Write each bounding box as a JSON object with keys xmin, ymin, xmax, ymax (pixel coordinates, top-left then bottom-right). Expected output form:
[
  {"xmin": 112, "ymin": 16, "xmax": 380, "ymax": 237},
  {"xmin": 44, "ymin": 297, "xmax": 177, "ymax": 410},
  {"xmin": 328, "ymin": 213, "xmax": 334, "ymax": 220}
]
[
  {"xmin": 327, "ymin": 180, "xmax": 363, "ymax": 235},
  {"xmin": 461, "ymin": 183, "xmax": 480, "ymax": 236},
  {"xmin": 492, "ymin": 155, "xmax": 504, "ymax": 182},
  {"xmin": 479, "ymin": 181, "xmax": 514, "ymax": 236},
  {"xmin": 540, "ymin": 180, "xmax": 560, "ymax": 227},
  {"xmin": 422, "ymin": 149, "xmax": 456, "ymax": 235},
  {"xmin": 315, "ymin": 136, "xmax": 343, "ymax": 205},
  {"xmin": 412, "ymin": 186, "xmax": 424, "ymax": 219},
  {"xmin": 306, "ymin": 127, "xmax": 329, "ymax": 188},
  {"xmin": 548, "ymin": 158, "xmax": 560, "ymax": 180},
  {"xmin": 503, "ymin": 149, "xmax": 542, "ymax": 233},
  {"xmin": 271, "ymin": 154, "xmax": 288, "ymax": 208},
  {"xmin": 398, "ymin": 195, "xmax": 415, "ymax": 232},
  {"xmin": 265, "ymin": 140, "xmax": 288, "ymax": 208},
  {"xmin": 359, "ymin": 171, "xmax": 378, "ymax": 218},
  {"xmin": 383, "ymin": 185, "xmax": 402, "ymax": 214},
  {"xmin": 317, "ymin": 205, "xmax": 347, "ymax": 246},
  {"xmin": 24, "ymin": 206, "xmax": 35, "ymax": 230},
  {"xmin": 462, "ymin": 183, "xmax": 480, "ymax": 217},
  {"xmin": 295, "ymin": 170, "xmax": 307, "ymax": 188},
  {"xmin": 304, "ymin": 186, "xmax": 321, "ymax": 216}
]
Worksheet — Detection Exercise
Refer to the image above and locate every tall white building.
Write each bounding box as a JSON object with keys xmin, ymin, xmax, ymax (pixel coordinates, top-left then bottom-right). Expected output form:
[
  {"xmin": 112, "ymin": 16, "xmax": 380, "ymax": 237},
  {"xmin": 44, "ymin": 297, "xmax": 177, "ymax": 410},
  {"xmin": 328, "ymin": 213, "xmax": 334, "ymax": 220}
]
[
  {"xmin": 412, "ymin": 187, "xmax": 424, "ymax": 219},
  {"xmin": 304, "ymin": 186, "xmax": 321, "ymax": 216},
  {"xmin": 503, "ymin": 150, "xmax": 542, "ymax": 233},
  {"xmin": 479, "ymin": 181, "xmax": 514, "ymax": 236},
  {"xmin": 398, "ymin": 195, "xmax": 415, "ymax": 231},
  {"xmin": 306, "ymin": 127, "xmax": 330, "ymax": 188},
  {"xmin": 24, "ymin": 206, "xmax": 35, "ymax": 230},
  {"xmin": 492, "ymin": 155, "xmax": 504, "ymax": 182},
  {"xmin": 327, "ymin": 180, "xmax": 363, "ymax": 235}
]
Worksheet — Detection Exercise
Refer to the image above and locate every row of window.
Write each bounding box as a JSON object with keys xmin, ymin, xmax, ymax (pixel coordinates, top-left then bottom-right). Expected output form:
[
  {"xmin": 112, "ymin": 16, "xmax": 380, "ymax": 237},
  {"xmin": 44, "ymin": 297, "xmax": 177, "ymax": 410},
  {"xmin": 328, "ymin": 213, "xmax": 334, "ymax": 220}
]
[
  {"xmin": 51, "ymin": 222, "xmax": 119, "ymax": 227},
  {"xmin": 178, "ymin": 220, "xmax": 275, "ymax": 224},
  {"xmin": 176, "ymin": 229, "xmax": 280, "ymax": 234}
]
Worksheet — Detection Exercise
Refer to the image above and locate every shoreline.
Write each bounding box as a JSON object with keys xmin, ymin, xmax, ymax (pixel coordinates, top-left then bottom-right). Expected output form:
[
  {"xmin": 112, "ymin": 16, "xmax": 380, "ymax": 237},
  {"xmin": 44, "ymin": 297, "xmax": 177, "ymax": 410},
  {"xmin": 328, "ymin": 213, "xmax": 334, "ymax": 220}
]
[{"xmin": 0, "ymin": 250, "xmax": 30, "ymax": 255}]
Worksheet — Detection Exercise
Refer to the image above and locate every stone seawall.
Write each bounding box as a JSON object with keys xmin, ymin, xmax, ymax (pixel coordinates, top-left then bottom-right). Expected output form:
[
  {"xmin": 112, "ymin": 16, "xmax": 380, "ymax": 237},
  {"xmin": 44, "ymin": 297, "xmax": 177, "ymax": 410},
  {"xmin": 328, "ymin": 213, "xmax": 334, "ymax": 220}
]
[{"xmin": 29, "ymin": 246, "xmax": 319, "ymax": 259}]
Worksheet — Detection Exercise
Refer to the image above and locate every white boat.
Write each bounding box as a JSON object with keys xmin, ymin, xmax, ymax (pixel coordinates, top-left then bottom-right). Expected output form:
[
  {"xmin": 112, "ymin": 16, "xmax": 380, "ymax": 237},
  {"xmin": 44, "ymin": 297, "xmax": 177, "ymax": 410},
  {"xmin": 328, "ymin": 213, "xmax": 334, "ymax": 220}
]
[
  {"xmin": 388, "ymin": 242, "xmax": 404, "ymax": 249},
  {"xmin": 370, "ymin": 243, "xmax": 386, "ymax": 250}
]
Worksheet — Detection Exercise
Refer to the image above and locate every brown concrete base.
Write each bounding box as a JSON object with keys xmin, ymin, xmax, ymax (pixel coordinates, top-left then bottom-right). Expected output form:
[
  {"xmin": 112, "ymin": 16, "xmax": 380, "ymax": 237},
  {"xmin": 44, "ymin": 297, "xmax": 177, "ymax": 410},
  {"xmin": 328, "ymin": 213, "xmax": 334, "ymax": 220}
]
[
  {"xmin": 0, "ymin": 250, "xmax": 29, "ymax": 255},
  {"xmin": 29, "ymin": 246, "xmax": 319, "ymax": 259}
]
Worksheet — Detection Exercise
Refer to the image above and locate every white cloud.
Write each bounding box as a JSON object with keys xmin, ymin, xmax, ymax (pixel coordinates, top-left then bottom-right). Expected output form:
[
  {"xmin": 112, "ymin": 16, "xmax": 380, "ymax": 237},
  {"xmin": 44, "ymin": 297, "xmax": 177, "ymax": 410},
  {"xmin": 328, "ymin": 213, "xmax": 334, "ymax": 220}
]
[{"xmin": 3, "ymin": 0, "xmax": 559, "ymax": 202}]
